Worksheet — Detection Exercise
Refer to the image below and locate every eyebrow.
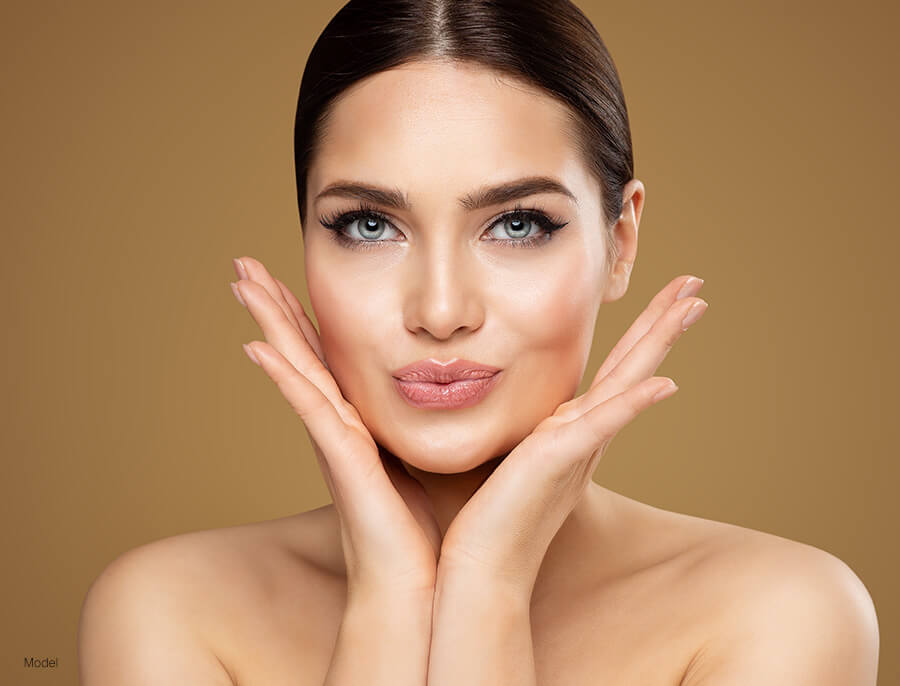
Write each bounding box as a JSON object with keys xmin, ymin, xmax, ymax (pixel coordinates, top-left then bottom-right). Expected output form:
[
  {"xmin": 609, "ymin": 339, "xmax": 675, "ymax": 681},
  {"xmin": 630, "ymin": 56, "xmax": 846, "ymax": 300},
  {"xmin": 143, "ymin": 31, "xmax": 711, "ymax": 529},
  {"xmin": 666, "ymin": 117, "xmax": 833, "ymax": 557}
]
[{"xmin": 314, "ymin": 175, "xmax": 578, "ymax": 212}]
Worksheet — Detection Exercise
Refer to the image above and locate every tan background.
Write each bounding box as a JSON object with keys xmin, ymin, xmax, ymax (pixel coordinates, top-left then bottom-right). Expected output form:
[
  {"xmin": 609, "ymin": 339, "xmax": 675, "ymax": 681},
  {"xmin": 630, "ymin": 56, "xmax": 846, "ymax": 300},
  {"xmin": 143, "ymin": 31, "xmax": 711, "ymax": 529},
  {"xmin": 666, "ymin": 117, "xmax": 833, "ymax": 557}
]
[{"xmin": 2, "ymin": 0, "xmax": 897, "ymax": 683}]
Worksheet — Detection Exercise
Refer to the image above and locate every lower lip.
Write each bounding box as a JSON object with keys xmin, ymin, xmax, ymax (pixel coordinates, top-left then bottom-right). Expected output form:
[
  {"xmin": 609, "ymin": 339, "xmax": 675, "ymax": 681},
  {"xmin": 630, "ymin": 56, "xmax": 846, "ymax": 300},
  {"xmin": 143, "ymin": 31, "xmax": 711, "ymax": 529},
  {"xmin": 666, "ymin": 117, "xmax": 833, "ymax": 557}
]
[{"xmin": 392, "ymin": 372, "xmax": 502, "ymax": 409}]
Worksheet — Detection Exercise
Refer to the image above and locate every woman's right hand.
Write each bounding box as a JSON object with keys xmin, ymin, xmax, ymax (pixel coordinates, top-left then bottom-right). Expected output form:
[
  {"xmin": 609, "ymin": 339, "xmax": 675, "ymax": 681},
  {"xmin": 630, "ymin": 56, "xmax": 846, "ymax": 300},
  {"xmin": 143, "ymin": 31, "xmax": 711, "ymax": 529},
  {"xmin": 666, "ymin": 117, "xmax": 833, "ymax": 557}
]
[{"xmin": 229, "ymin": 256, "xmax": 441, "ymax": 602}]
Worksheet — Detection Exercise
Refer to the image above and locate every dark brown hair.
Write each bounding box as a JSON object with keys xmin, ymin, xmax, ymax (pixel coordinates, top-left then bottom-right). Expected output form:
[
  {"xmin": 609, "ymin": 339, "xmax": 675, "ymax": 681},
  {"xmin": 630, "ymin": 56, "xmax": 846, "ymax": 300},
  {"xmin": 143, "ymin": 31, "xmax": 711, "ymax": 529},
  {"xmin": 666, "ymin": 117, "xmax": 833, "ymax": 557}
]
[{"xmin": 294, "ymin": 0, "xmax": 633, "ymax": 268}]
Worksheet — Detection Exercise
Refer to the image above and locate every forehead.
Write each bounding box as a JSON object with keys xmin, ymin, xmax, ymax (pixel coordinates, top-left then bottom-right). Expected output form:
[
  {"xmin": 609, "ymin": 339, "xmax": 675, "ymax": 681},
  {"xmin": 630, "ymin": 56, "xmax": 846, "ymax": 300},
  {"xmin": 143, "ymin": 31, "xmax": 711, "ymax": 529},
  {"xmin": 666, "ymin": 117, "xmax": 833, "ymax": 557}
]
[{"xmin": 308, "ymin": 60, "xmax": 590, "ymax": 207}]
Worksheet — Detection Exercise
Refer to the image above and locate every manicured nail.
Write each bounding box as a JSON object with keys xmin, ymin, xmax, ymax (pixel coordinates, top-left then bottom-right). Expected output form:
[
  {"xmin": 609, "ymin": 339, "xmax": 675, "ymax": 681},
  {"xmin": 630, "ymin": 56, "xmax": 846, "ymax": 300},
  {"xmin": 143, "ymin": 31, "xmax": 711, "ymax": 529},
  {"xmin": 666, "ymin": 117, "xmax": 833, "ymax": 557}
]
[
  {"xmin": 676, "ymin": 276, "xmax": 704, "ymax": 300},
  {"xmin": 230, "ymin": 281, "xmax": 247, "ymax": 307},
  {"xmin": 242, "ymin": 343, "xmax": 261, "ymax": 366},
  {"xmin": 653, "ymin": 379, "xmax": 679, "ymax": 402},
  {"xmin": 681, "ymin": 300, "xmax": 708, "ymax": 330},
  {"xmin": 232, "ymin": 257, "xmax": 249, "ymax": 280}
]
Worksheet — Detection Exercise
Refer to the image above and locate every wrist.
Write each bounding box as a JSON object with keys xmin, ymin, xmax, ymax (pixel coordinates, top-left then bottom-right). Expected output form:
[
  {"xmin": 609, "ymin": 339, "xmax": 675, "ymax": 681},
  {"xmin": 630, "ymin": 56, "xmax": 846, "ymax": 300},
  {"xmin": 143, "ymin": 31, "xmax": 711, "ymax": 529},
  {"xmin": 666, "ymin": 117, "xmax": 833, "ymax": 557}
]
[
  {"xmin": 434, "ymin": 562, "xmax": 533, "ymax": 615},
  {"xmin": 343, "ymin": 586, "xmax": 434, "ymax": 637},
  {"xmin": 346, "ymin": 580, "xmax": 435, "ymax": 614},
  {"xmin": 346, "ymin": 568, "xmax": 435, "ymax": 604},
  {"xmin": 346, "ymin": 586, "xmax": 434, "ymax": 607},
  {"xmin": 330, "ymin": 581, "xmax": 433, "ymax": 686}
]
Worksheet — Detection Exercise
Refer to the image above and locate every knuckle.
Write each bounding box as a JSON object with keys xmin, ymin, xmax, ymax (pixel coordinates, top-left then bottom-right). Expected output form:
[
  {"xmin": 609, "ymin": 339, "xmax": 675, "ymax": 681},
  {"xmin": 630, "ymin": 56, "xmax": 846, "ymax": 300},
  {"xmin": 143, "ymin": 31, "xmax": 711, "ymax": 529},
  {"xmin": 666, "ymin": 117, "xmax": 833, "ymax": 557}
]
[
  {"xmin": 299, "ymin": 393, "xmax": 331, "ymax": 422},
  {"xmin": 661, "ymin": 327, "xmax": 680, "ymax": 349},
  {"xmin": 657, "ymin": 315, "xmax": 683, "ymax": 348}
]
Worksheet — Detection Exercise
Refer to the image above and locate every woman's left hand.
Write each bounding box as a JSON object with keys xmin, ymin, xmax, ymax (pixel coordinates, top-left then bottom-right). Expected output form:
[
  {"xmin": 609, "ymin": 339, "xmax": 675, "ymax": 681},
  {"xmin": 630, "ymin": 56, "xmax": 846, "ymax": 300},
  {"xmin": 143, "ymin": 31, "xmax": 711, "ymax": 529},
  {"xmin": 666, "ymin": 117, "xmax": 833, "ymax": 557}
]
[{"xmin": 437, "ymin": 274, "xmax": 708, "ymax": 595}]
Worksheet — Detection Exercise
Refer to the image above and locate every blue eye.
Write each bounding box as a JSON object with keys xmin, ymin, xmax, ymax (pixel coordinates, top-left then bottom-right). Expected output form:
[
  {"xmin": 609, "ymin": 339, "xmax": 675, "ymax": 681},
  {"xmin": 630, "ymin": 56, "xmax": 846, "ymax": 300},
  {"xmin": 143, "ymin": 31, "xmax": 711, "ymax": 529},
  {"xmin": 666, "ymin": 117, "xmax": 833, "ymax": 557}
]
[
  {"xmin": 318, "ymin": 202, "xmax": 569, "ymax": 251},
  {"xmin": 342, "ymin": 213, "xmax": 401, "ymax": 242},
  {"xmin": 484, "ymin": 209, "xmax": 569, "ymax": 247},
  {"xmin": 317, "ymin": 204, "xmax": 401, "ymax": 251}
]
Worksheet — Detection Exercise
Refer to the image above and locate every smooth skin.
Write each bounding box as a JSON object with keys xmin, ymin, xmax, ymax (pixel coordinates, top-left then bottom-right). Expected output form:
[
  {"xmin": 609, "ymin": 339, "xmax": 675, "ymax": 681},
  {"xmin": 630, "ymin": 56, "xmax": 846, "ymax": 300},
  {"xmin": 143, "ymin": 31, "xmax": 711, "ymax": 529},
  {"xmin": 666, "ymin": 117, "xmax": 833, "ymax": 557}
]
[
  {"xmin": 78, "ymin": 60, "xmax": 879, "ymax": 685},
  {"xmin": 235, "ymin": 259, "xmax": 698, "ymax": 686}
]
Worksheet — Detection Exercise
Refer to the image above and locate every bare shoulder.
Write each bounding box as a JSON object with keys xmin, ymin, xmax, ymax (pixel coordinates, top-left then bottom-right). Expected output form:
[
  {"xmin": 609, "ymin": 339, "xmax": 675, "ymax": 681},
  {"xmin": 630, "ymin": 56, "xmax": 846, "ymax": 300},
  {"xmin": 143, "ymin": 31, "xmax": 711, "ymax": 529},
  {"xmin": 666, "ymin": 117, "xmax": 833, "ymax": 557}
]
[
  {"xmin": 652, "ymin": 507, "xmax": 880, "ymax": 684},
  {"xmin": 78, "ymin": 524, "xmax": 243, "ymax": 684},
  {"xmin": 78, "ymin": 506, "xmax": 345, "ymax": 685},
  {"xmin": 681, "ymin": 511, "xmax": 878, "ymax": 625}
]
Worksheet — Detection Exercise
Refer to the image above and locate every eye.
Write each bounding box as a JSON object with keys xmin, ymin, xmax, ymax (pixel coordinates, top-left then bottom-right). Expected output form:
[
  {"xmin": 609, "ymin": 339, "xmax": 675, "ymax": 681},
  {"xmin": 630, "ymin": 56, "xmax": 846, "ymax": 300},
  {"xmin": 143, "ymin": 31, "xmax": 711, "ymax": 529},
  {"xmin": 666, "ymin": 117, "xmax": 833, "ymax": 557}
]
[
  {"xmin": 318, "ymin": 203, "xmax": 403, "ymax": 251},
  {"xmin": 483, "ymin": 208, "xmax": 569, "ymax": 248},
  {"xmin": 318, "ymin": 203, "xmax": 569, "ymax": 251},
  {"xmin": 339, "ymin": 212, "xmax": 401, "ymax": 242}
]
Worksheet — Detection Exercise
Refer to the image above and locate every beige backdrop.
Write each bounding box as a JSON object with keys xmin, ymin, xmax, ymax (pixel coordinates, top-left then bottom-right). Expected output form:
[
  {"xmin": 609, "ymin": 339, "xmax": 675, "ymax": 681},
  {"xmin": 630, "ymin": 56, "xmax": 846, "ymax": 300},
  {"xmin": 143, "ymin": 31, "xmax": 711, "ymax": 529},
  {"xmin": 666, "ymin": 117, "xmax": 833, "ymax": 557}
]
[{"xmin": 2, "ymin": 0, "xmax": 897, "ymax": 683}]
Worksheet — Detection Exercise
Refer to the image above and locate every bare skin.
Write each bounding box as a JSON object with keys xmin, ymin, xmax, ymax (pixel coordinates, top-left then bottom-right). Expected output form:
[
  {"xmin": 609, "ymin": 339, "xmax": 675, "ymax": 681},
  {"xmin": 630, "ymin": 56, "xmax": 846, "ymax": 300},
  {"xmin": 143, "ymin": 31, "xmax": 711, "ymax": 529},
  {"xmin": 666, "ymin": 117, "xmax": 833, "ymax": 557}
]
[
  {"xmin": 77, "ymin": 257, "xmax": 878, "ymax": 685},
  {"xmin": 78, "ymin": 59, "xmax": 878, "ymax": 684},
  {"xmin": 78, "ymin": 490, "xmax": 876, "ymax": 685}
]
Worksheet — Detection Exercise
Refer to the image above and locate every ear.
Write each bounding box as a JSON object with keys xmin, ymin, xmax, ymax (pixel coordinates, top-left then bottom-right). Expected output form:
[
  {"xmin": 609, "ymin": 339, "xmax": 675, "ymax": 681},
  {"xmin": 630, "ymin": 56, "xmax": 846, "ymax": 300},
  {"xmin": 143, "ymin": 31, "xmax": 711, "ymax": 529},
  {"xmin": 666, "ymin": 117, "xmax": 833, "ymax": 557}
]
[{"xmin": 601, "ymin": 179, "xmax": 644, "ymax": 304}]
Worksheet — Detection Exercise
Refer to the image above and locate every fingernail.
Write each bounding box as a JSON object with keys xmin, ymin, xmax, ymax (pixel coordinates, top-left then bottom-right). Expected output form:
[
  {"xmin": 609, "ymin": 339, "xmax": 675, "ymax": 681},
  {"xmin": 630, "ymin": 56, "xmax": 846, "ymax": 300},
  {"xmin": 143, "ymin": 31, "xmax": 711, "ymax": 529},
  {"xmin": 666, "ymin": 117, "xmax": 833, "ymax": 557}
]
[
  {"xmin": 676, "ymin": 276, "xmax": 704, "ymax": 300},
  {"xmin": 653, "ymin": 379, "xmax": 679, "ymax": 402},
  {"xmin": 232, "ymin": 257, "xmax": 249, "ymax": 280},
  {"xmin": 242, "ymin": 343, "xmax": 261, "ymax": 366},
  {"xmin": 681, "ymin": 300, "xmax": 708, "ymax": 330},
  {"xmin": 230, "ymin": 281, "xmax": 247, "ymax": 307}
]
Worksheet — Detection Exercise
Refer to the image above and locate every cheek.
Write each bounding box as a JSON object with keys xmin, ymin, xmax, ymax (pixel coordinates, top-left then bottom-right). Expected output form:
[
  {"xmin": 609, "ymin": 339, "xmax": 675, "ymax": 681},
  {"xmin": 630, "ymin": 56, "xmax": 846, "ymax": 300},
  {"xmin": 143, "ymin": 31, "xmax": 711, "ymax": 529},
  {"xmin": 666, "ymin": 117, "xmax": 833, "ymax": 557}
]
[
  {"xmin": 498, "ymin": 258, "xmax": 599, "ymax": 398},
  {"xmin": 303, "ymin": 235, "xmax": 603, "ymax": 469},
  {"xmin": 306, "ymin": 256, "xmax": 397, "ymax": 407}
]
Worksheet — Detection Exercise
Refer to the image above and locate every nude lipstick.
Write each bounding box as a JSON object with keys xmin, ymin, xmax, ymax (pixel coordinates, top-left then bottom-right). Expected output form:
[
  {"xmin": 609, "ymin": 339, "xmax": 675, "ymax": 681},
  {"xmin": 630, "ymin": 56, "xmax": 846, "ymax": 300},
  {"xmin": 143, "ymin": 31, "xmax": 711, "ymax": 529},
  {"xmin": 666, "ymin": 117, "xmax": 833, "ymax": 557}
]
[{"xmin": 391, "ymin": 358, "xmax": 502, "ymax": 409}]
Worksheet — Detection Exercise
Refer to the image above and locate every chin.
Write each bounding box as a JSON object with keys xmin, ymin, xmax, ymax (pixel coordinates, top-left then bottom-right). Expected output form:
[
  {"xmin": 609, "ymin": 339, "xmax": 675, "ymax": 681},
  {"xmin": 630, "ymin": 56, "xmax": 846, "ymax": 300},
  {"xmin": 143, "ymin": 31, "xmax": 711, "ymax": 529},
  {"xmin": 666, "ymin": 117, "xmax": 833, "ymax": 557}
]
[
  {"xmin": 376, "ymin": 423, "xmax": 515, "ymax": 475},
  {"xmin": 402, "ymin": 452, "xmax": 500, "ymax": 476}
]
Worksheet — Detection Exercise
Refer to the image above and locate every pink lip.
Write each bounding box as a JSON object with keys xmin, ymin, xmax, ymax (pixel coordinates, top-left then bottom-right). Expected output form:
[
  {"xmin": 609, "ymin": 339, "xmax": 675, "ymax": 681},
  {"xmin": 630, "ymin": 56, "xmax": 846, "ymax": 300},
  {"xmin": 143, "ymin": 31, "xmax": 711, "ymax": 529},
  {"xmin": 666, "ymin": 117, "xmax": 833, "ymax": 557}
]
[
  {"xmin": 392, "ymin": 358, "xmax": 502, "ymax": 382},
  {"xmin": 392, "ymin": 358, "xmax": 503, "ymax": 409}
]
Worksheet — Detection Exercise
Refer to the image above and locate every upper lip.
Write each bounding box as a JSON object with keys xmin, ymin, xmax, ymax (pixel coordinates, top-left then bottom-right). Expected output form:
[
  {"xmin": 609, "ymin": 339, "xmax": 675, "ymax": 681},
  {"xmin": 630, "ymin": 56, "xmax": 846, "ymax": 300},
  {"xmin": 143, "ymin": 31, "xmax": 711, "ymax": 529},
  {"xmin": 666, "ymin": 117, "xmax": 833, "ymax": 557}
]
[{"xmin": 392, "ymin": 358, "xmax": 502, "ymax": 383}]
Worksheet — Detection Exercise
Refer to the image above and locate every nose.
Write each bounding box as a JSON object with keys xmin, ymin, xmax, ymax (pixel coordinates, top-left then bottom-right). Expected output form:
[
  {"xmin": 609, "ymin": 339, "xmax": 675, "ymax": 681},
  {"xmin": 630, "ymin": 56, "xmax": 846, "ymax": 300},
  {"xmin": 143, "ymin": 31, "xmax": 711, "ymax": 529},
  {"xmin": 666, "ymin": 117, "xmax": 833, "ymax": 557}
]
[{"xmin": 402, "ymin": 240, "xmax": 484, "ymax": 341}]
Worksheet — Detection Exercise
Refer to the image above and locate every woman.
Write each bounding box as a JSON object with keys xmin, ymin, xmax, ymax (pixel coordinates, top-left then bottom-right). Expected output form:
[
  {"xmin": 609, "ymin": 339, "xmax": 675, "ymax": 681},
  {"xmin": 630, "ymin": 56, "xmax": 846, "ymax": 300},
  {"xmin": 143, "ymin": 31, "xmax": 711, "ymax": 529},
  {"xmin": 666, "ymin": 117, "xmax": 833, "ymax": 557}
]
[{"xmin": 78, "ymin": 1, "xmax": 879, "ymax": 684}]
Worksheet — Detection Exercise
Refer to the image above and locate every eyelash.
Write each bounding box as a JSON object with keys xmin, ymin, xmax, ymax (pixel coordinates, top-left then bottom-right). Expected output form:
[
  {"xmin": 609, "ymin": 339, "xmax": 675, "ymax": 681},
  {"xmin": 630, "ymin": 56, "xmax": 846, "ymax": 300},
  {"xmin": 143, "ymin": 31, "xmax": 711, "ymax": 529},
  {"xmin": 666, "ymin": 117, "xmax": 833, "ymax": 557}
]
[{"xmin": 317, "ymin": 201, "xmax": 570, "ymax": 252}]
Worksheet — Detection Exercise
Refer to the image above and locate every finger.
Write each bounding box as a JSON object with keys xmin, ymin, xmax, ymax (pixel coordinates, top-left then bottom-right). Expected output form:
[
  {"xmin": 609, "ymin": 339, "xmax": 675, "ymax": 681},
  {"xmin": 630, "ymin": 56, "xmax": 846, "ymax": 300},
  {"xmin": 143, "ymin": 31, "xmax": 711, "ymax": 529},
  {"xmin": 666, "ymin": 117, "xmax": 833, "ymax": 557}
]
[
  {"xmin": 232, "ymin": 255, "xmax": 329, "ymax": 372},
  {"xmin": 570, "ymin": 294, "xmax": 707, "ymax": 415},
  {"xmin": 245, "ymin": 340, "xmax": 383, "ymax": 511},
  {"xmin": 555, "ymin": 376, "xmax": 678, "ymax": 473},
  {"xmin": 236, "ymin": 278, "xmax": 349, "ymax": 422},
  {"xmin": 239, "ymin": 256, "xmax": 328, "ymax": 369},
  {"xmin": 234, "ymin": 256, "xmax": 303, "ymax": 333},
  {"xmin": 590, "ymin": 275, "xmax": 703, "ymax": 390},
  {"xmin": 273, "ymin": 276, "xmax": 327, "ymax": 367},
  {"xmin": 451, "ymin": 378, "xmax": 675, "ymax": 578},
  {"xmin": 247, "ymin": 340, "xmax": 435, "ymax": 567}
]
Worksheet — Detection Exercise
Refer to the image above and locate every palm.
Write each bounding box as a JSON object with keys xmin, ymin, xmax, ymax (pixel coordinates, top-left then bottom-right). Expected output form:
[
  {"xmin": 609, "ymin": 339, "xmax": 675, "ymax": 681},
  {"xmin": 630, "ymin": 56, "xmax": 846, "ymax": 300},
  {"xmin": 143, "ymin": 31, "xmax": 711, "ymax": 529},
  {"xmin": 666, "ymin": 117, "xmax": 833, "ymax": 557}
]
[
  {"xmin": 302, "ymin": 336, "xmax": 443, "ymax": 571},
  {"xmin": 308, "ymin": 409, "xmax": 443, "ymax": 567},
  {"xmin": 230, "ymin": 256, "xmax": 442, "ymax": 591},
  {"xmin": 440, "ymin": 274, "xmax": 706, "ymax": 583},
  {"xmin": 439, "ymin": 407, "xmax": 573, "ymax": 575}
]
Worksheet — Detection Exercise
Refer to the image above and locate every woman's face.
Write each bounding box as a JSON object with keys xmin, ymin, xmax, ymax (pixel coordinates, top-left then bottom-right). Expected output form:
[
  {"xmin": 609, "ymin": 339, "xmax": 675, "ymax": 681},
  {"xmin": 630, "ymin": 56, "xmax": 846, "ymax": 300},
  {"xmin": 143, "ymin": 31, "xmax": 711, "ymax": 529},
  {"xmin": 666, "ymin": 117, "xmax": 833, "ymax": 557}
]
[{"xmin": 304, "ymin": 59, "xmax": 612, "ymax": 474}]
